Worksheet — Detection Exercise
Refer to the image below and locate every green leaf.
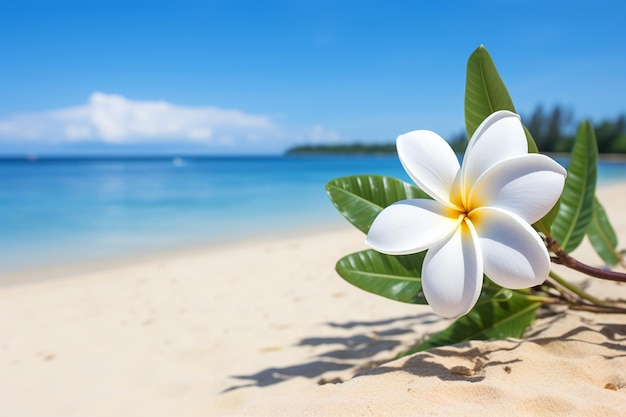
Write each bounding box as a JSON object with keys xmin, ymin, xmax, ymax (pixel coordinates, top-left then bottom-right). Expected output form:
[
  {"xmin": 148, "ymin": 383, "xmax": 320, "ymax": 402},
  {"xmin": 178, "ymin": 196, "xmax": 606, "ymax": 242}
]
[
  {"xmin": 335, "ymin": 249, "xmax": 427, "ymax": 304},
  {"xmin": 587, "ymin": 197, "xmax": 622, "ymax": 265},
  {"xmin": 527, "ymin": 123, "xmax": 560, "ymax": 235},
  {"xmin": 536, "ymin": 198, "xmax": 561, "ymax": 236},
  {"xmin": 326, "ymin": 175, "xmax": 429, "ymax": 234},
  {"xmin": 523, "ymin": 126, "xmax": 539, "ymax": 154},
  {"xmin": 551, "ymin": 121, "xmax": 598, "ymax": 252},
  {"xmin": 465, "ymin": 46, "xmax": 555, "ymax": 234},
  {"xmin": 465, "ymin": 45, "xmax": 516, "ymax": 138},
  {"xmin": 465, "ymin": 45, "xmax": 538, "ymax": 151},
  {"xmin": 401, "ymin": 291, "xmax": 540, "ymax": 355}
]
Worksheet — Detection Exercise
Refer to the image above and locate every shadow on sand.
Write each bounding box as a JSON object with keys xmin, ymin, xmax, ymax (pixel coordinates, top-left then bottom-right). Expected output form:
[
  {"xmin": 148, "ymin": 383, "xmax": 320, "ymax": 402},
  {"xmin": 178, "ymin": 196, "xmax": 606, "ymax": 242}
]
[
  {"xmin": 224, "ymin": 311, "xmax": 626, "ymax": 393},
  {"xmin": 222, "ymin": 313, "xmax": 436, "ymax": 393},
  {"xmin": 352, "ymin": 319, "xmax": 626, "ymax": 383}
]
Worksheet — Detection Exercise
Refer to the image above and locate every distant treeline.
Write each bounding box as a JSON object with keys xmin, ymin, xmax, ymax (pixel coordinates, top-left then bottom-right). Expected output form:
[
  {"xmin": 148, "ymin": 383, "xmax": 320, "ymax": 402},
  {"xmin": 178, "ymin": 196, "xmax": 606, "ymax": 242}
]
[
  {"xmin": 285, "ymin": 143, "xmax": 396, "ymax": 155},
  {"xmin": 286, "ymin": 106, "xmax": 626, "ymax": 155},
  {"xmin": 449, "ymin": 105, "xmax": 626, "ymax": 153},
  {"xmin": 527, "ymin": 106, "xmax": 626, "ymax": 153}
]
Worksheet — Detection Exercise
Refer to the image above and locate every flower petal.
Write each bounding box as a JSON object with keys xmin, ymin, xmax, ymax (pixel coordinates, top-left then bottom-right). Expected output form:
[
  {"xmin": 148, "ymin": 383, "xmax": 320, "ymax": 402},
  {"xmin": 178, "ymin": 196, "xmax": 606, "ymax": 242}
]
[
  {"xmin": 461, "ymin": 111, "xmax": 527, "ymax": 201},
  {"xmin": 470, "ymin": 207, "xmax": 550, "ymax": 289},
  {"xmin": 422, "ymin": 219, "xmax": 483, "ymax": 318},
  {"xmin": 397, "ymin": 130, "xmax": 462, "ymax": 209},
  {"xmin": 366, "ymin": 199, "xmax": 461, "ymax": 255},
  {"xmin": 468, "ymin": 154, "xmax": 566, "ymax": 223}
]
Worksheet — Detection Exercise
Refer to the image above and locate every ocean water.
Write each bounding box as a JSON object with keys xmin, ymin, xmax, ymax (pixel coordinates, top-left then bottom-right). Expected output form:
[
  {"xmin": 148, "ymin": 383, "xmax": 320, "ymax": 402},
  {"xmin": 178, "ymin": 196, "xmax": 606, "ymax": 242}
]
[
  {"xmin": 0, "ymin": 156, "xmax": 409, "ymax": 275},
  {"xmin": 1, "ymin": 155, "xmax": 626, "ymax": 276}
]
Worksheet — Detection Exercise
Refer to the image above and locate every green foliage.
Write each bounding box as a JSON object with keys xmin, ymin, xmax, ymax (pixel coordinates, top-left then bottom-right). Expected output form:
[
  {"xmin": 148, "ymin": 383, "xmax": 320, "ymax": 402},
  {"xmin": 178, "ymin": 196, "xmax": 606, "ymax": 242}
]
[
  {"xmin": 551, "ymin": 121, "xmax": 598, "ymax": 252},
  {"xmin": 587, "ymin": 198, "xmax": 622, "ymax": 265},
  {"xmin": 336, "ymin": 249, "xmax": 427, "ymax": 304},
  {"xmin": 325, "ymin": 175, "xmax": 429, "ymax": 234},
  {"xmin": 464, "ymin": 45, "xmax": 517, "ymax": 138},
  {"xmin": 324, "ymin": 44, "xmax": 622, "ymax": 356},
  {"xmin": 402, "ymin": 291, "xmax": 541, "ymax": 355},
  {"xmin": 523, "ymin": 126, "xmax": 539, "ymax": 154},
  {"xmin": 465, "ymin": 45, "xmax": 552, "ymax": 232},
  {"xmin": 535, "ymin": 197, "xmax": 561, "ymax": 236}
]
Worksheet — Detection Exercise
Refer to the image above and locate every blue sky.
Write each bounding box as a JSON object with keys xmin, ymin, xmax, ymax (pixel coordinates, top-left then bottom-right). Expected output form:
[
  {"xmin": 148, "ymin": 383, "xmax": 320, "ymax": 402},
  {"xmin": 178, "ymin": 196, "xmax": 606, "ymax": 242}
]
[{"xmin": 0, "ymin": 0, "xmax": 625, "ymax": 155}]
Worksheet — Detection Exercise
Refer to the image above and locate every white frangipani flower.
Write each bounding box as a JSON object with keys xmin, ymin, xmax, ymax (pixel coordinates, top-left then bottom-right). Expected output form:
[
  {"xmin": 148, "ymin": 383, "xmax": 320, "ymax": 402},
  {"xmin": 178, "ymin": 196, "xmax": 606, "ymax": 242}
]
[{"xmin": 366, "ymin": 111, "xmax": 567, "ymax": 318}]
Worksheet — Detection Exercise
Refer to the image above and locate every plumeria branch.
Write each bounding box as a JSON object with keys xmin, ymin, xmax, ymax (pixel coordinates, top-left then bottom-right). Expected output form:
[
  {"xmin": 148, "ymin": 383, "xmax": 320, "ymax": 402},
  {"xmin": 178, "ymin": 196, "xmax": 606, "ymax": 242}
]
[
  {"xmin": 518, "ymin": 273, "xmax": 626, "ymax": 314},
  {"xmin": 514, "ymin": 237, "xmax": 626, "ymax": 314},
  {"xmin": 547, "ymin": 270, "xmax": 608, "ymax": 306},
  {"xmin": 546, "ymin": 237, "xmax": 626, "ymax": 283},
  {"xmin": 569, "ymin": 303, "xmax": 626, "ymax": 314}
]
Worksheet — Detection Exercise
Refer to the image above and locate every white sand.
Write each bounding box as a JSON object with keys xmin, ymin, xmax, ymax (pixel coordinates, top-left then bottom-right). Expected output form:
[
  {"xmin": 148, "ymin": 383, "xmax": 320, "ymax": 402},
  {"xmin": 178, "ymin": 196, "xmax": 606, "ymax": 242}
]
[{"xmin": 1, "ymin": 184, "xmax": 625, "ymax": 416}]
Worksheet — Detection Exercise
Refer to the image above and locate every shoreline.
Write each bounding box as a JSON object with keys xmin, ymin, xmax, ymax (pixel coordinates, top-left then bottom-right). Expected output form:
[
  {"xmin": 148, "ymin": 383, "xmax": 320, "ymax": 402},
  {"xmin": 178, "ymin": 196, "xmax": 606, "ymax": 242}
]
[
  {"xmin": 1, "ymin": 181, "xmax": 625, "ymax": 416},
  {"xmin": 0, "ymin": 216, "xmax": 348, "ymax": 288},
  {"xmin": 5, "ymin": 179, "xmax": 626, "ymax": 288}
]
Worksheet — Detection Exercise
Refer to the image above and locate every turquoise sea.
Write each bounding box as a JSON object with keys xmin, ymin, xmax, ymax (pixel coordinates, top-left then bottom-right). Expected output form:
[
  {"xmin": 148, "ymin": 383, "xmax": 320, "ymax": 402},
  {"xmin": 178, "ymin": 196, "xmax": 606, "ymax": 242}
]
[{"xmin": 1, "ymin": 155, "xmax": 626, "ymax": 276}]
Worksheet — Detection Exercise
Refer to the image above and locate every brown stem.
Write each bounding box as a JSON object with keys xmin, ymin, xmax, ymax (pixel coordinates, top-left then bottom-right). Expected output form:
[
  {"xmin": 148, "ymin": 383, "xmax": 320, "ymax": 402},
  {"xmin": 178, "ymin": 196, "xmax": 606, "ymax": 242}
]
[
  {"xmin": 530, "ymin": 288, "xmax": 626, "ymax": 313},
  {"xmin": 547, "ymin": 237, "xmax": 626, "ymax": 283},
  {"xmin": 569, "ymin": 303, "xmax": 626, "ymax": 314}
]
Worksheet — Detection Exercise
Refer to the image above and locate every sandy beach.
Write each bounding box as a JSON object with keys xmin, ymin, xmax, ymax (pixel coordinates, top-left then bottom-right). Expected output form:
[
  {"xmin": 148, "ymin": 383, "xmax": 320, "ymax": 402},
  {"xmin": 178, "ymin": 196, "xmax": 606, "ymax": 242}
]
[{"xmin": 1, "ymin": 183, "xmax": 626, "ymax": 416}]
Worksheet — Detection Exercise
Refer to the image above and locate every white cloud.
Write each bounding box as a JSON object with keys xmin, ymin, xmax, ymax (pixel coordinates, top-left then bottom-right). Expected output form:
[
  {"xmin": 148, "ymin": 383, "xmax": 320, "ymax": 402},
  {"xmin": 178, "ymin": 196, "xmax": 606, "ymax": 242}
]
[
  {"xmin": 306, "ymin": 124, "xmax": 342, "ymax": 143},
  {"xmin": 0, "ymin": 92, "xmax": 279, "ymax": 144}
]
